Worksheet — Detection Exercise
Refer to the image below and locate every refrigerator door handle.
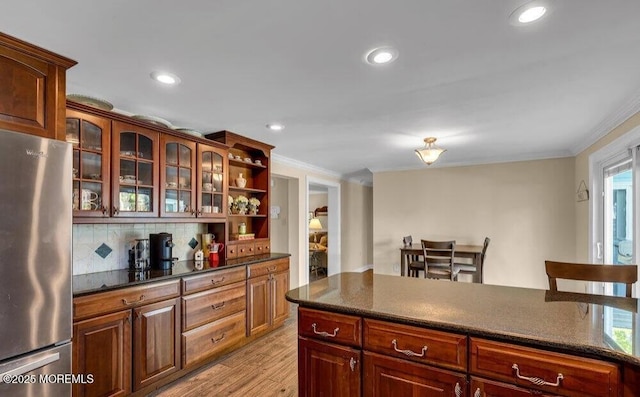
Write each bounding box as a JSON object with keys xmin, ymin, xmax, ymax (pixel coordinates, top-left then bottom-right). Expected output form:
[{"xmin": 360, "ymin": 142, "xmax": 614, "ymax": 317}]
[{"xmin": 0, "ymin": 353, "xmax": 60, "ymax": 380}]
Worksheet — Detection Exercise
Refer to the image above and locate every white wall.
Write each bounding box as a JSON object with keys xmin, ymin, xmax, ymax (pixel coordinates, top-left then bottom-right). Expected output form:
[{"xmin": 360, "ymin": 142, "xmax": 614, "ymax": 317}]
[
  {"xmin": 270, "ymin": 176, "xmax": 290, "ymax": 254},
  {"xmin": 373, "ymin": 158, "xmax": 576, "ymax": 289}
]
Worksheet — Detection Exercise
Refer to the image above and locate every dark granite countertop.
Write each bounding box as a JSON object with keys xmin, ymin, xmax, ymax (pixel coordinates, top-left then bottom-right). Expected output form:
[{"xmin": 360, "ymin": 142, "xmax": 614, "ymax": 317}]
[
  {"xmin": 74, "ymin": 252, "xmax": 290, "ymax": 296},
  {"xmin": 286, "ymin": 271, "xmax": 640, "ymax": 367}
]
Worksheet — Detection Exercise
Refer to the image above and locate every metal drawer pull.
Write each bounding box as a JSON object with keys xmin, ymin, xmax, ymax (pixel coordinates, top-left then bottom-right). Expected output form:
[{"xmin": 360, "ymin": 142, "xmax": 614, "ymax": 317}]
[
  {"xmin": 211, "ymin": 333, "xmax": 226, "ymax": 344},
  {"xmin": 122, "ymin": 295, "xmax": 145, "ymax": 306},
  {"xmin": 474, "ymin": 388, "xmax": 481, "ymax": 397},
  {"xmin": 211, "ymin": 277, "xmax": 225, "ymax": 285},
  {"xmin": 391, "ymin": 339, "xmax": 427, "ymax": 357},
  {"xmin": 455, "ymin": 382, "xmax": 462, "ymax": 397},
  {"xmin": 349, "ymin": 357, "xmax": 357, "ymax": 371},
  {"xmin": 311, "ymin": 323, "xmax": 339, "ymax": 338},
  {"xmin": 267, "ymin": 266, "xmax": 277, "ymax": 272},
  {"xmin": 211, "ymin": 302, "xmax": 226, "ymax": 310},
  {"xmin": 512, "ymin": 364, "xmax": 563, "ymax": 387}
]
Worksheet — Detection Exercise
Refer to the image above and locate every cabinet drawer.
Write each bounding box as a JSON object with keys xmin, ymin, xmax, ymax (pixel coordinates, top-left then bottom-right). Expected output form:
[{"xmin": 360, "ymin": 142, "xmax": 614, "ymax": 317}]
[
  {"xmin": 254, "ymin": 239, "xmax": 271, "ymax": 254},
  {"xmin": 182, "ymin": 311, "xmax": 246, "ymax": 367},
  {"xmin": 247, "ymin": 258, "xmax": 289, "ymax": 279},
  {"xmin": 470, "ymin": 338, "xmax": 620, "ymax": 397},
  {"xmin": 470, "ymin": 376, "xmax": 561, "ymax": 397},
  {"xmin": 227, "ymin": 244, "xmax": 238, "ymax": 258},
  {"xmin": 363, "ymin": 351, "xmax": 467, "ymax": 397},
  {"xmin": 364, "ymin": 319, "xmax": 467, "ymax": 372},
  {"xmin": 73, "ymin": 280, "xmax": 180, "ymax": 320},
  {"xmin": 238, "ymin": 242, "xmax": 255, "ymax": 257},
  {"xmin": 182, "ymin": 266, "xmax": 246, "ymax": 294},
  {"xmin": 299, "ymin": 307, "xmax": 361, "ymax": 348},
  {"xmin": 182, "ymin": 282, "xmax": 246, "ymax": 331}
]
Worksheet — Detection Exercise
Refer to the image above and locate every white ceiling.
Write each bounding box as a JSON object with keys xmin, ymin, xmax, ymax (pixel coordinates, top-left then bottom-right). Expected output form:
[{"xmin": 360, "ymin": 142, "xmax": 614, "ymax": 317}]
[{"xmin": 3, "ymin": 1, "xmax": 640, "ymax": 183}]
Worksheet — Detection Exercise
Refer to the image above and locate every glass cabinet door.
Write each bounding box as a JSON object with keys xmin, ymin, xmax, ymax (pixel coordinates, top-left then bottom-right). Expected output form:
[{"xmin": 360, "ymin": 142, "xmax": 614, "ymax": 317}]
[
  {"xmin": 161, "ymin": 136, "xmax": 196, "ymax": 217},
  {"xmin": 66, "ymin": 110, "xmax": 110, "ymax": 217},
  {"xmin": 198, "ymin": 144, "xmax": 225, "ymax": 218},
  {"xmin": 112, "ymin": 121, "xmax": 158, "ymax": 217}
]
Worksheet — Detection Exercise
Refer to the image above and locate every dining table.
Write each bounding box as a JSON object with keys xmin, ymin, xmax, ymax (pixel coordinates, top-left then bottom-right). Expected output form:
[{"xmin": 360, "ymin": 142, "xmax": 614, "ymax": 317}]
[{"xmin": 399, "ymin": 243, "xmax": 484, "ymax": 282}]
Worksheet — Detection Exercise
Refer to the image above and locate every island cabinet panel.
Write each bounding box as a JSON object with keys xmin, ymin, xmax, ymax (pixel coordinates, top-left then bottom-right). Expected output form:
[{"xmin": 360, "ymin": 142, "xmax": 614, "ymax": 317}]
[
  {"xmin": 364, "ymin": 351, "xmax": 467, "ymax": 397},
  {"xmin": 72, "ymin": 310, "xmax": 132, "ymax": 397},
  {"xmin": 470, "ymin": 377, "xmax": 561, "ymax": 397},
  {"xmin": 298, "ymin": 307, "xmax": 362, "ymax": 348},
  {"xmin": 363, "ymin": 319, "xmax": 467, "ymax": 372},
  {"xmin": 470, "ymin": 338, "xmax": 620, "ymax": 397},
  {"xmin": 182, "ymin": 311, "xmax": 246, "ymax": 367},
  {"xmin": 298, "ymin": 336, "xmax": 361, "ymax": 397},
  {"xmin": 133, "ymin": 297, "xmax": 181, "ymax": 391}
]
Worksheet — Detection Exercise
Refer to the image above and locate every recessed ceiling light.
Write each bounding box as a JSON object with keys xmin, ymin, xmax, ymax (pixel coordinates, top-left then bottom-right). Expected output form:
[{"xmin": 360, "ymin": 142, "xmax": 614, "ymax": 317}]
[
  {"xmin": 365, "ymin": 47, "xmax": 399, "ymax": 65},
  {"xmin": 509, "ymin": 1, "xmax": 549, "ymax": 26},
  {"xmin": 266, "ymin": 123, "xmax": 284, "ymax": 132},
  {"xmin": 150, "ymin": 71, "xmax": 181, "ymax": 85}
]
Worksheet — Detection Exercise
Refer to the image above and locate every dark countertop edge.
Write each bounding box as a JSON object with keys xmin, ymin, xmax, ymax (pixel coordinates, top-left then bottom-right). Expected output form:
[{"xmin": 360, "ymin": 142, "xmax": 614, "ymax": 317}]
[
  {"xmin": 73, "ymin": 252, "xmax": 291, "ymax": 297},
  {"xmin": 287, "ymin": 297, "xmax": 640, "ymax": 368}
]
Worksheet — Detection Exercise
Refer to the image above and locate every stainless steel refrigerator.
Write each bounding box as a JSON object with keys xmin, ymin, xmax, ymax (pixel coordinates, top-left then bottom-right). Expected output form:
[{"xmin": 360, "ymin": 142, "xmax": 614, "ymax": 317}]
[{"xmin": 0, "ymin": 129, "xmax": 72, "ymax": 396}]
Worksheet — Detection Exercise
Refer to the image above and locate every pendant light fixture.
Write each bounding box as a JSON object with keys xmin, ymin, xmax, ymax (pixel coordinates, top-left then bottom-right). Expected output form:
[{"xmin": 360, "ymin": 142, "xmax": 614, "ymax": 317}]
[{"xmin": 415, "ymin": 137, "xmax": 445, "ymax": 165}]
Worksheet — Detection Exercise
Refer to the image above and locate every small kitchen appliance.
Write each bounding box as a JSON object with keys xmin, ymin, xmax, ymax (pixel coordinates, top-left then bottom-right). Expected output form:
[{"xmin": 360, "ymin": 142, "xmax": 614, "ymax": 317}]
[
  {"xmin": 149, "ymin": 232, "xmax": 175, "ymax": 270},
  {"xmin": 129, "ymin": 238, "xmax": 150, "ymax": 271}
]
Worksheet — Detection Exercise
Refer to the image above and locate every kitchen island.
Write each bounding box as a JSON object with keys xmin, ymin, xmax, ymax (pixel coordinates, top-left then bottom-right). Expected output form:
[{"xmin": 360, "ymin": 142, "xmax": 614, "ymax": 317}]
[{"xmin": 286, "ymin": 271, "xmax": 640, "ymax": 396}]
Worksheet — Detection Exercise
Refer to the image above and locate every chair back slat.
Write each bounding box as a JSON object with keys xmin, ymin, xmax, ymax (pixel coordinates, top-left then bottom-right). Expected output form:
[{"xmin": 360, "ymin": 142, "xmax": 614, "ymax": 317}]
[
  {"xmin": 421, "ymin": 240, "xmax": 457, "ymax": 281},
  {"xmin": 545, "ymin": 260, "xmax": 638, "ymax": 298}
]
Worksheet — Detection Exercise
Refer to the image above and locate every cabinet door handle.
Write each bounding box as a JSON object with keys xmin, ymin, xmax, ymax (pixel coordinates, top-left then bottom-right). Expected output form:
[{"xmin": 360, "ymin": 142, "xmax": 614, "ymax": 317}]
[
  {"xmin": 101, "ymin": 206, "xmax": 109, "ymax": 216},
  {"xmin": 267, "ymin": 266, "xmax": 277, "ymax": 272},
  {"xmin": 211, "ymin": 302, "xmax": 226, "ymax": 310},
  {"xmin": 349, "ymin": 357, "xmax": 357, "ymax": 372},
  {"xmin": 122, "ymin": 295, "xmax": 145, "ymax": 306},
  {"xmin": 455, "ymin": 382, "xmax": 462, "ymax": 397},
  {"xmin": 512, "ymin": 364, "xmax": 563, "ymax": 387},
  {"xmin": 474, "ymin": 388, "xmax": 481, "ymax": 397},
  {"xmin": 391, "ymin": 339, "xmax": 427, "ymax": 357},
  {"xmin": 211, "ymin": 333, "xmax": 226, "ymax": 344},
  {"xmin": 113, "ymin": 207, "xmax": 120, "ymax": 215},
  {"xmin": 211, "ymin": 277, "xmax": 225, "ymax": 285},
  {"xmin": 311, "ymin": 323, "xmax": 339, "ymax": 338}
]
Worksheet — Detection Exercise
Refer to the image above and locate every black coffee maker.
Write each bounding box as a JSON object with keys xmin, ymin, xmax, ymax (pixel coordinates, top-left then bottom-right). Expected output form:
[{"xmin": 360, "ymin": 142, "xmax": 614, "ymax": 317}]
[{"xmin": 149, "ymin": 232, "xmax": 175, "ymax": 270}]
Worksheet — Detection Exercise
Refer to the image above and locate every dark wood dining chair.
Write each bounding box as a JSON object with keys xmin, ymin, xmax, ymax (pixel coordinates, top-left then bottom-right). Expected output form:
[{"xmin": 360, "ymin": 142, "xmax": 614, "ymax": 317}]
[
  {"xmin": 455, "ymin": 237, "xmax": 490, "ymax": 283},
  {"xmin": 403, "ymin": 235, "xmax": 423, "ymax": 276},
  {"xmin": 545, "ymin": 260, "xmax": 638, "ymax": 297},
  {"xmin": 410, "ymin": 240, "xmax": 459, "ymax": 281}
]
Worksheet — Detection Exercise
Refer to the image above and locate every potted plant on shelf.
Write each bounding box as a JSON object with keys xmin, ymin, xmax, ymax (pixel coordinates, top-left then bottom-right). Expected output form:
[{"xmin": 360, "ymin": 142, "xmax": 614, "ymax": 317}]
[
  {"xmin": 248, "ymin": 197, "xmax": 260, "ymax": 215},
  {"xmin": 228, "ymin": 195, "xmax": 234, "ymax": 214},
  {"xmin": 234, "ymin": 195, "xmax": 248, "ymax": 214}
]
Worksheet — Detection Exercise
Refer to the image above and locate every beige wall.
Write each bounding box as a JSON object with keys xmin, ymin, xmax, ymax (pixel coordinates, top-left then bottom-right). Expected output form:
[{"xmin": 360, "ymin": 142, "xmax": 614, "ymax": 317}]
[
  {"xmin": 574, "ymin": 111, "xmax": 640, "ymax": 262},
  {"xmin": 270, "ymin": 176, "xmax": 290, "ymax": 254},
  {"xmin": 271, "ymin": 159, "xmax": 373, "ymax": 288},
  {"xmin": 373, "ymin": 158, "xmax": 576, "ymax": 289},
  {"xmin": 309, "ymin": 193, "xmax": 328, "ymax": 214}
]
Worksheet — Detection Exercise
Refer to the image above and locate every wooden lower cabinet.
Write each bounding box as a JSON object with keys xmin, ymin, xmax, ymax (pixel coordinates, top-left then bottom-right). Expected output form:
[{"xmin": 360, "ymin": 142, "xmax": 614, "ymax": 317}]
[
  {"xmin": 298, "ymin": 336, "xmax": 361, "ymax": 397},
  {"xmin": 73, "ymin": 310, "xmax": 132, "ymax": 397},
  {"xmin": 133, "ymin": 298, "xmax": 181, "ymax": 391},
  {"xmin": 470, "ymin": 377, "xmax": 561, "ymax": 397},
  {"xmin": 364, "ymin": 351, "xmax": 467, "ymax": 397},
  {"xmin": 246, "ymin": 258, "xmax": 289, "ymax": 336}
]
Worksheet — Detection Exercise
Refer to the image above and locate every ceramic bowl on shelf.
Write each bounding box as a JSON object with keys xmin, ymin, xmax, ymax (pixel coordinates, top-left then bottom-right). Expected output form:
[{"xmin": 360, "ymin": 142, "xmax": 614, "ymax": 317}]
[
  {"xmin": 234, "ymin": 155, "xmax": 242, "ymax": 161},
  {"xmin": 166, "ymin": 182, "xmax": 178, "ymax": 188},
  {"xmin": 203, "ymin": 183, "xmax": 213, "ymax": 192},
  {"xmin": 254, "ymin": 160, "xmax": 262, "ymax": 165},
  {"xmin": 244, "ymin": 157, "xmax": 252, "ymax": 163},
  {"xmin": 89, "ymin": 173, "xmax": 101, "ymax": 180},
  {"xmin": 228, "ymin": 153, "xmax": 234, "ymax": 159}
]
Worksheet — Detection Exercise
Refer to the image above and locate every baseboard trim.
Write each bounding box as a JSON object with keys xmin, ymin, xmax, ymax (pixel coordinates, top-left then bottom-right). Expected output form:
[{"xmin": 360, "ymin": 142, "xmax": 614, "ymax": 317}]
[{"xmin": 352, "ymin": 264, "xmax": 374, "ymax": 273}]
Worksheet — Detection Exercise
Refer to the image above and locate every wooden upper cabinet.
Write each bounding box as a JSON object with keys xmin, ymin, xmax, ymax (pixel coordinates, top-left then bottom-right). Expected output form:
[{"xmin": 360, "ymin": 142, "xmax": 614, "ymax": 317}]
[
  {"xmin": 160, "ymin": 135, "xmax": 197, "ymax": 218},
  {"xmin": 111, "ymin": 120, "xmax": 160, "ymax": 218},
  {"xmin": 197, "ymin": 143, "xmax": 227, "ymax": 219},
  {"xmin": 66, "ymin": 109, "xmax": 111, "ymax": 217},
  {"xmin": 0, "ymin": 32, "xmax": 76, "ymax": 140}
]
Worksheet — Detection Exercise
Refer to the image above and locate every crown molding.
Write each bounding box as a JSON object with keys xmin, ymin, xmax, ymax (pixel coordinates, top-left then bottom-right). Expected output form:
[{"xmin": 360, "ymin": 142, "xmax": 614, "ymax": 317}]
[
  {"xmin": 272, "ymin": 153, "xmax": 342, "ymax": 179},
  {"xmin": 571, "ymin": 91, "xmax": 640, "ymax": 156}
]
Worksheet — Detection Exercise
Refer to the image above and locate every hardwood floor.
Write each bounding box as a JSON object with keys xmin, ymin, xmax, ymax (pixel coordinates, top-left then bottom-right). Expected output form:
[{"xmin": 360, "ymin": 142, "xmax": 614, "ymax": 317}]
[{"xmin": 150, "ymin": 305, "xmax": 298, "ymax": 397}]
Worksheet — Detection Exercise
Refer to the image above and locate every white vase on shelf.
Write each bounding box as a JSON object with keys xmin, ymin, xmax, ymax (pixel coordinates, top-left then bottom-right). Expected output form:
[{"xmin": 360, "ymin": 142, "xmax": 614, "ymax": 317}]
[{"xmin": 235, "ymin": 173, "xmax": 247, "ymax": 188}]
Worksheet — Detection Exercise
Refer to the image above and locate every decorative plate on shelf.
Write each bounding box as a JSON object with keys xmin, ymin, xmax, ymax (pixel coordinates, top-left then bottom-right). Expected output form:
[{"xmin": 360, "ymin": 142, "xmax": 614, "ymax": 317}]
[
  {"xmin": 66, "ymin": 94, "xmax": 114, "ymax": 111},
  {"xmin": 173, "ymin": 127, "xmax": 203, "ymax": 137},
  {"xmin": 131, "ymin": 114, "xmax": 173, "ymax": 129}
]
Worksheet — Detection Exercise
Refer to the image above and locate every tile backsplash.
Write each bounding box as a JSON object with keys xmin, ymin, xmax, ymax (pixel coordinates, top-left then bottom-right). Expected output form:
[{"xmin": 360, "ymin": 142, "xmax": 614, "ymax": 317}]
[{"xmin": 72, "ymin": 223, "xmax": 208, "ymax": 275}]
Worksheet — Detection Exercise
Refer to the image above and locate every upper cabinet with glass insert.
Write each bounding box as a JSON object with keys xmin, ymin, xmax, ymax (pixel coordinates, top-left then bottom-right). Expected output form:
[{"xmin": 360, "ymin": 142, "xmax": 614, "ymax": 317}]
[
  {"xmin": 66, "ymin": 109, "xmax": 111, "ymax": 217},
  {"xmin": 198, "ymin": 144, "xmax": 227, "ymax": 219},
  {"xmin": 160, "ymin": 135, "xmax": 196, "ymax": 217},
  {"xmin": 111, "ymin": 121, "xmax": 159, "ymax": 218}
]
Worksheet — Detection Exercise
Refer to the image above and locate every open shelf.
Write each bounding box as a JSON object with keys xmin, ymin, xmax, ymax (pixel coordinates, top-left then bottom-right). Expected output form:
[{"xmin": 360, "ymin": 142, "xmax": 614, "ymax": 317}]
[{"xmin": 229, "ymin": 186, "xmax": 267, "ymax": 194}]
